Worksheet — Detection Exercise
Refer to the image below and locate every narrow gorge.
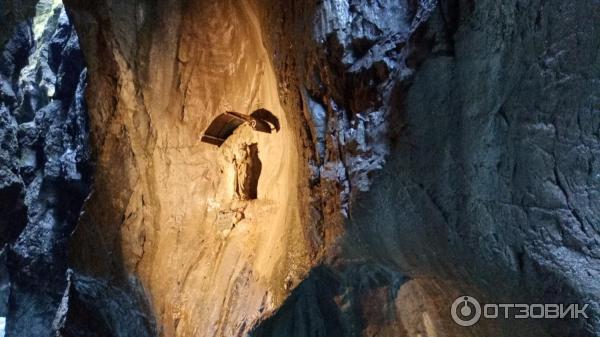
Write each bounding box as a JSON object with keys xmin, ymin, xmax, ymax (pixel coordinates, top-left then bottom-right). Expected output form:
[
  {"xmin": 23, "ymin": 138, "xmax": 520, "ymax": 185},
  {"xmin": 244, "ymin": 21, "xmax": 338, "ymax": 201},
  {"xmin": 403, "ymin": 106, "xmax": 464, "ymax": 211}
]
[{"xmin": 0, "ymin": 0, "xmax": 598, "ymax": 337}]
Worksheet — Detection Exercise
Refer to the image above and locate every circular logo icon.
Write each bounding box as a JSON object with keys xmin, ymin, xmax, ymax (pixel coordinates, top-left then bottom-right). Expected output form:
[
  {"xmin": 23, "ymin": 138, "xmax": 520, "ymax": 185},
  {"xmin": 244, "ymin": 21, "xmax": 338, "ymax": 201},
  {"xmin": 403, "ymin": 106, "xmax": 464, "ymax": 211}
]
[{"xmin": 451, "ymin": 296, "xmax": 481, "ymax": 326}]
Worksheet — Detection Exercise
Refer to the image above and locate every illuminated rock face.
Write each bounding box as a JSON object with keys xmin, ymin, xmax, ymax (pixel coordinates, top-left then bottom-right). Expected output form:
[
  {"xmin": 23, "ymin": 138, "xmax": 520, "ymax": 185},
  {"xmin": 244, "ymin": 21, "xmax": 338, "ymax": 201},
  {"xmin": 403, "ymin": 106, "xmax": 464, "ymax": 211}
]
[
  {"xmin": 59, "ymin": 0, "xmax": 436, "ymax": 334},
  {"xmin": 63, "ymin": 0, "xmax": 600, "ymax": 336},
  {"xmin": 2, "ymin": 0, "xmax": 599, "ymax": 336},
  {"xmin": 63, "ymin": 1, "xmax": 320, "ymax": 336}
]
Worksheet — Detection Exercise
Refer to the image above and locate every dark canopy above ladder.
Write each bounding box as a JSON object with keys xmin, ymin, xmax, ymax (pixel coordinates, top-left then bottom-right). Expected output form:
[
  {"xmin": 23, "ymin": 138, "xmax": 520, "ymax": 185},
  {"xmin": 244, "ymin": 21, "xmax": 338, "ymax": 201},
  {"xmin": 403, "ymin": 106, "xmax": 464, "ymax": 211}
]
[{"xmin": 200, "ymin": 111, "xmax": 273, "ymax": 146}]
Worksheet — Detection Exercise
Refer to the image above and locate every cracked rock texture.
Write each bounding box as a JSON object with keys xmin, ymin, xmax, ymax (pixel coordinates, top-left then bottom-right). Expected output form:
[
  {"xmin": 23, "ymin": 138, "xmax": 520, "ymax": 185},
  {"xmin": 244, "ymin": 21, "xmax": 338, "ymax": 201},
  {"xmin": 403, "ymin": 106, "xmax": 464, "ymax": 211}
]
[
  {"xmin": 1, "ymin": 0, "xmax": 599, "ymax": 336},
  {"xmin": 347, "ymin": 1, "xmax": 600, "ymax": 336},
  {"xmin": 0, "ymin": 0, "xmax": 37, "ymax": 48},
  {"xmin": 64, "ymin": 0, "xmax": 600, "ymax": 336},
  {"xmin": 1, "ymin": 1, "xmax": 155, "ymax": 336},
  {"xmin": 0, "ymin": 1, "xmax": 91, "ymax": 335}
]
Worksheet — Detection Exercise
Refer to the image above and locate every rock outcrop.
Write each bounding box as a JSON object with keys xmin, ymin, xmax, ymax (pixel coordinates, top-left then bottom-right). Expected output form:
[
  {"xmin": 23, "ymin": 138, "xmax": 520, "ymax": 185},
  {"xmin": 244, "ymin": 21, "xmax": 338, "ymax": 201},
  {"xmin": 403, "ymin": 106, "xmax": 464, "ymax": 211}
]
[
  {"xmin": 347, "ymin": 1, "xmax": 600, "ymax": 336},
  {"xmin": 1, "ymin": 1, "xmax": 153, "ymax": 336},
  {"xmin": 52, "ymin": 270, "xmax": 156, "ymax": 337},
  {"xmin": 0, "ymin": 0, "xmax": 37, "ymax": 48},
  {"xmin": 0, "ymin": 1, "xmax": 91, "ymax": 335}
]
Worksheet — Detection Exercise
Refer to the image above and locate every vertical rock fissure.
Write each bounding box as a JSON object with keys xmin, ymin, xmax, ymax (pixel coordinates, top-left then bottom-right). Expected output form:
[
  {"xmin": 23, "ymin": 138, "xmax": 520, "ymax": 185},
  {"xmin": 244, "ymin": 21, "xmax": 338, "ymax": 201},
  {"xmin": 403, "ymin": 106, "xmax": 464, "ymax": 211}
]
[
  {"xmin": 0, "ymin": 1, "xmax": 91, "ymax": 335},
  {"xmin": 1, "ymin": 1, "xmax": 158, "ymax": 335}
]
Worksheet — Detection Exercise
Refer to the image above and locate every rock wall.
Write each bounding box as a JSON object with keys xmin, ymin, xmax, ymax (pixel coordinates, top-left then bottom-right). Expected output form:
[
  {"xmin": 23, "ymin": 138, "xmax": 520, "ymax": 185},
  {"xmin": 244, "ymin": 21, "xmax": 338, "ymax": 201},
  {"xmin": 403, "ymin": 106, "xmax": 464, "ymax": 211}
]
[
  {"xmin": 0, "ymin": 0, "xmax": 37, "ymax": 48},
  {"xmin": 0, "ymin": 1, "xmax": 91, "ymax": 334},
  {"xmin": 1, "ymin": 1, "xmax": 155, "ymax": 336},
  {"xmin": 61, "ymin": 0, "xmax": 448, "ymax": 334},
  {"xmin": 0, "ymin": 0, "xmax": 598, "ymax": 336},
  {"xmin": 63, "ymin": 0, "xmax": 324, "ymax": 336},
  {"xmin": 347, "ymin": 1, "xmax": 600, "ymax": 336},
  {"xmin": 63, "ymin": 0, "xmax": 600, "ymax": 336}
]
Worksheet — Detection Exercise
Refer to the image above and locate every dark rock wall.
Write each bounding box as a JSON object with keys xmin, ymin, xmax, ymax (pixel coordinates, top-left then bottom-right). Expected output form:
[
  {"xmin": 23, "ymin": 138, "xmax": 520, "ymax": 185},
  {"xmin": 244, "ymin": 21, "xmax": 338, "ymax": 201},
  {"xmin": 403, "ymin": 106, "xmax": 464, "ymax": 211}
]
[
  {"xmin": 251, "ymin": 264, "xmax": 408, "ymax": 337},
  {"xmin": 255, "ymin": 0, "xmax": 600, "ymax": 336},
  {"xmin": 259, "ymin": 0, "xmax": 438, "ymax": 223},
  {"xmin": 0, "ymin": 2, "xmax": 155, "ymax": 336},
  {"xmin": 0, "ymin": 0, "xmax": 37, "ymax": 48},
  {"xmin": 348, "ymin": 0, "xmax": 600, "ymax": 336},
  {"xmin": 52, "ymin": 271, "xmax": 156, "ymax": 337},
  {"xmin": 0, "ymin": 249, "xmax": 7, "ymax": 316},
  {"xmin": 0, "ymin": 19, "xmax": 33, "ymax": 251},
  {"xmin": 0, "ymin": 2, "xmax": 91, "ymax": 335}
]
